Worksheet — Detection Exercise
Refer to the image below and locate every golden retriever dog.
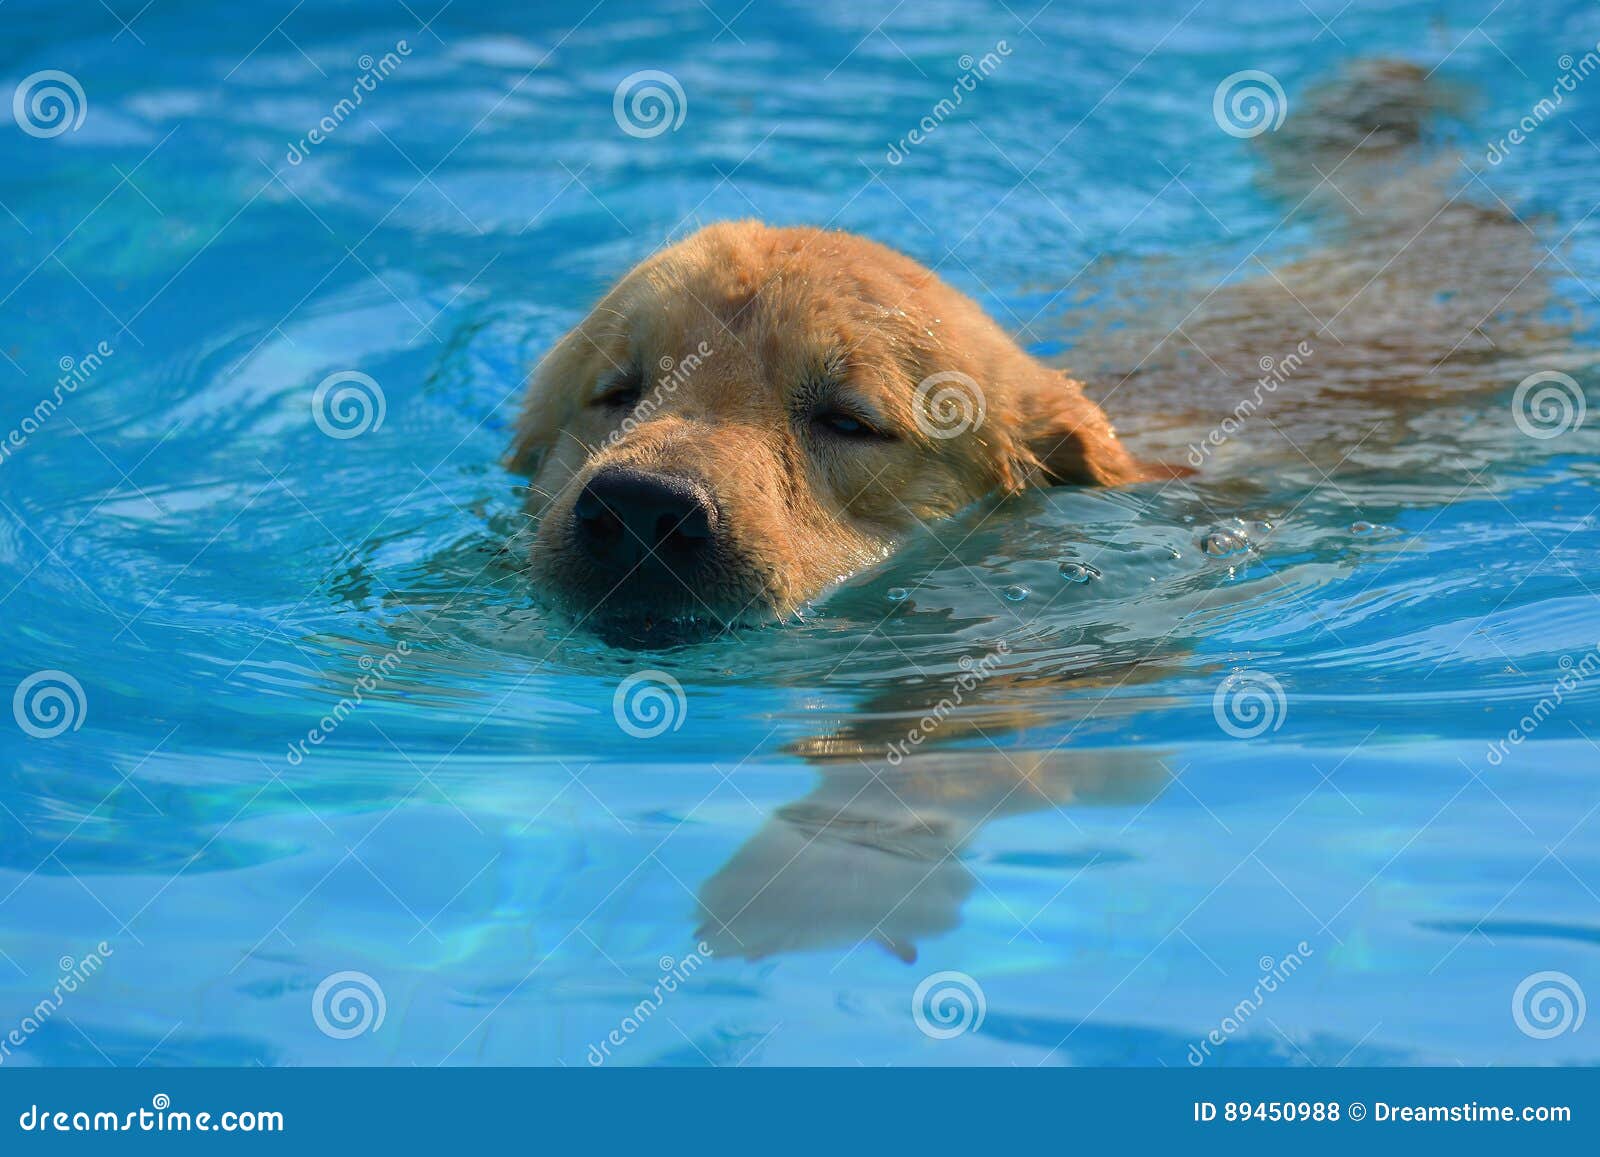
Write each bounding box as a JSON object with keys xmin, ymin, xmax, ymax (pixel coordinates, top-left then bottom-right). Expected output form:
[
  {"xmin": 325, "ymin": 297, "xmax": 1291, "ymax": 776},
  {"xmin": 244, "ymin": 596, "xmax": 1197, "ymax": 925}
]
[{"xmin": 508, "ymin": 225, "xmax": 1176, "ymax": 636}]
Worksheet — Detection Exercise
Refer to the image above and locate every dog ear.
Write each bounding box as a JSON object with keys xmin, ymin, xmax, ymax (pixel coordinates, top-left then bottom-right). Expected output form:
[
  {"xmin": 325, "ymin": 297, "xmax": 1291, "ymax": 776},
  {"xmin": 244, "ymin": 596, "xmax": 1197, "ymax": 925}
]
[
  {"xmin": 505, "ymin": 369, "xmax": 552, "ymax": 476},
  {"xmin": 506, "ymin": 337, "xmax": 587, "ymax": 478},
  {"xmin": 505, "ymin": 426, "xmax": 543, "ymax": 476},
  {"xmin": 1013, "ymin": 371, "xmax": 1191, "ymax": 487}
]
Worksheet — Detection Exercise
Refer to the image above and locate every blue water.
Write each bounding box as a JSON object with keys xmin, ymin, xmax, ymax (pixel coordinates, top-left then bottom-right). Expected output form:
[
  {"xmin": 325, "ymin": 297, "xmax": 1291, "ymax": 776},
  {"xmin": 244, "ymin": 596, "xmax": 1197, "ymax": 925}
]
[{"xmin": 2, "ymin": 0, "xmax": 1598, "ymax": 1067}]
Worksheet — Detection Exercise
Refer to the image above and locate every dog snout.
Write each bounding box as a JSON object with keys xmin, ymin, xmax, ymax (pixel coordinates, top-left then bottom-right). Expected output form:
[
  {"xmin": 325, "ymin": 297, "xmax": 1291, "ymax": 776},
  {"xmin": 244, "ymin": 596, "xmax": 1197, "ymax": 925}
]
[{"xmin": 572, "ymin": 465, "xmax": 718, "ymax": 574}]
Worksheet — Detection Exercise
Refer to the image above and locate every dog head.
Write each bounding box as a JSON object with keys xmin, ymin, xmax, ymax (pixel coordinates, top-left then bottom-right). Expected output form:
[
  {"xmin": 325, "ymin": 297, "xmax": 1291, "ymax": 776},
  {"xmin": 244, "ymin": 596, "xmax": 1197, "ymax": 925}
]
[{"xmin": 510, "ymin": 221, "xmax": 1161, "ymax": 636}]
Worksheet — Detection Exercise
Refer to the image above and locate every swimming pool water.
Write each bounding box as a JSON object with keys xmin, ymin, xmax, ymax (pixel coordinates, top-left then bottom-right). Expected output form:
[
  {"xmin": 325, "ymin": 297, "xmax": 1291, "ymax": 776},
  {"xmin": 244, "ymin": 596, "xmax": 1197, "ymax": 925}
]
[{"xmin": 1, "ymin": 0, "xmax": 1598, "ymax": 1067}]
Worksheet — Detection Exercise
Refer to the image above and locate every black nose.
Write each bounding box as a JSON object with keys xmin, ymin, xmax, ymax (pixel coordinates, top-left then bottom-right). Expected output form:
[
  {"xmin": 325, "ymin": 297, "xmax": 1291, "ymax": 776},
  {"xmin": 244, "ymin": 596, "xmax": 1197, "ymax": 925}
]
[{"xmin": 572, "ymin": 466, "xmax": 717, "ymax": 573}]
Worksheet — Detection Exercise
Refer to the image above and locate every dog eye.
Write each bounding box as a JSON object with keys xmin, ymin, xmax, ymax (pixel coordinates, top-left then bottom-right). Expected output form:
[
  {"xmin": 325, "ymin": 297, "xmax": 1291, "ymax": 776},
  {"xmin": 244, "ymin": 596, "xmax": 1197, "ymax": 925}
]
[
  {"xmin": 812, "ymin": 410, "xmax": 885, "ymax": 439},
  {"xmin": 590, "ymin": 369, "xmax": 643, "ymax": 409}
]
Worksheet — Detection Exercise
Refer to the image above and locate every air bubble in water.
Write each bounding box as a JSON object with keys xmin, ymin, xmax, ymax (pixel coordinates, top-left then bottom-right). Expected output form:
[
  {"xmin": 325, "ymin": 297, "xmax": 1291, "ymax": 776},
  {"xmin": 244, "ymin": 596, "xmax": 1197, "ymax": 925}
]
[
  {"xmin": 1058, "ymin": 562, "xmax": 1102, "ymax": 583},
  {"xmin": 1202, "ymin": 529, "xmax": 1249, "ymax": 558},
  {"xmin": 1003, "ymin": 585, "xmax": 1029, "ymax": 602},
  {"xmin": 886, "ymin": 587, "xmax": 909, "ymax": 602}
]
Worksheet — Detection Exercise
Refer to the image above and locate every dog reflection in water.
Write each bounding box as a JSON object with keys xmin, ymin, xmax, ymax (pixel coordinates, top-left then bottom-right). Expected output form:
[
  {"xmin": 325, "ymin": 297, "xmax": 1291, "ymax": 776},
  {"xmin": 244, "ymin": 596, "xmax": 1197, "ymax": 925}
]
[{"xmin": 694, "ymin": 677, "xmax": 1169, "ymax": 963}]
